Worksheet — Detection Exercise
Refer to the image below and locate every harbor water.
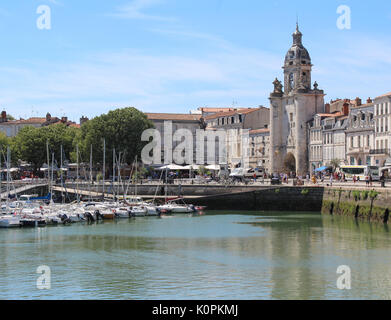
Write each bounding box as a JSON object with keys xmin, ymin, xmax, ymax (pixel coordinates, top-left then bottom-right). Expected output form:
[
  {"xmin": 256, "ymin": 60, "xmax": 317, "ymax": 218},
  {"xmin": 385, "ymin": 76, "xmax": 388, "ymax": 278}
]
[{"xmin": 1, "ymin": 211, "xmax": 391, "ymax": 300}]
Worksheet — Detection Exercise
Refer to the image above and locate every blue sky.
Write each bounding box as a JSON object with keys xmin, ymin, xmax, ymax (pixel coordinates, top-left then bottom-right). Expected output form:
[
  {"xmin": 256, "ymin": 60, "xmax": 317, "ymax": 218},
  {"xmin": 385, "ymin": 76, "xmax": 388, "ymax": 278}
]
[{"xmin": 0, "ymin": 0, "xmax": 390, "ymax": 121}]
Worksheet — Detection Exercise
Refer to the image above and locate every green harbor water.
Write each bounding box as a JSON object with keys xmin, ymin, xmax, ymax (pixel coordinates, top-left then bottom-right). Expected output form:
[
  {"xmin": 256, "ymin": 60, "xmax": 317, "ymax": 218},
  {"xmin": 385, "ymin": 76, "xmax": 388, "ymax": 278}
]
[{"xmin": 1, "ymin": 211, "xmax": 391, "ymax": 300}]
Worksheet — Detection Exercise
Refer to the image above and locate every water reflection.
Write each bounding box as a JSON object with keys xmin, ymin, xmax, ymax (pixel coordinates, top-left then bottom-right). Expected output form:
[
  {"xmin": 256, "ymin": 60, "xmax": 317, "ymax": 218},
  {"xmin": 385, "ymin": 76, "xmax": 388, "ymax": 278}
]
[{"xmin": 0, "ymin": 212, "xmax": 391, "ymax": 299}]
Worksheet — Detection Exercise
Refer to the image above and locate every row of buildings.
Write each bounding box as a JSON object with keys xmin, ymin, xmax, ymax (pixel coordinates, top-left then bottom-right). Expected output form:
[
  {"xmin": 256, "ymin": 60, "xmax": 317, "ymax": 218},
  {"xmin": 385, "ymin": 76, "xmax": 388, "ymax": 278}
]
[
  {"xmin": 0, "ymin": 111, "xmax": 87, "ymax": 137},
  {"xmin": 144, "ymin": 25, "xmax": 391, "ymax": 175},
  {"xmin": 1, "ymin": 25, "xmax": 389, "ymax": 175}
]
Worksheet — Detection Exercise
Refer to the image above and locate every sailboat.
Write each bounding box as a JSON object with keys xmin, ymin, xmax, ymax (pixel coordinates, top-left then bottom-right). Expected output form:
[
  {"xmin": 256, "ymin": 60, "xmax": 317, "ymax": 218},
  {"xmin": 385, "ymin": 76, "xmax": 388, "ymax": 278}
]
[{"xmin": 0, "ymin": 147, "xmax": 21, "ymax": 228}]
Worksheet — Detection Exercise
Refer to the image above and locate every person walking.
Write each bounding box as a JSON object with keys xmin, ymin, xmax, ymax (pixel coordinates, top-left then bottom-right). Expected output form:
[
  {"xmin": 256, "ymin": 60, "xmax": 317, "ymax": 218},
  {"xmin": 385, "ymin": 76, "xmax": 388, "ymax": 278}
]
[
  {"xmin": 369, "ymin": 174, "xmax": 373, "ymax": 187},
  {"xmin": 365, "ymin": 175, "xmax": 370, "ymax": 187}
]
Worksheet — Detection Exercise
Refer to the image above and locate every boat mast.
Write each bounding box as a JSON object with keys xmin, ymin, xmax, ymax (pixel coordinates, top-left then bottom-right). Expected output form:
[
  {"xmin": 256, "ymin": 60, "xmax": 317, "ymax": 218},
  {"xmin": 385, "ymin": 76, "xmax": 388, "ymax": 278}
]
[
  {"xmin": 135, "ymin": 155, "xmax": 138, "ymax": 199},
  {"xmin": 112, "ymin": 148, "xmax": 115, "ymax": 201},
  {"xmin": 102, "ymin": 139, "xmax": 105, "ymax": 201},
  {"xmin": 76, "ymin": 144, "xmax": 79, "ymax": 204},
  {"xmin": 45, "ymin": 140, "xmax": 52, "ymax": 203},
  {"xmin": 165, "ymin": 167, "xmax": 168, "ymax": 203},
  {"xmin": 51, "ymin": 152, "xmax": 54, "ymax": 204},
  {"xmin": 60, "ymin": 145, "xmax": 64, "ymax": 203},
  {"xmin": 89, "ymin": 144, "xmax": 92, "ymax": 203},
  {"xmin": 117, "ymin": 152, "xmax": 121, "ymax": 200},
  {"xmin": 6, "ymin": 146, "xmax": 10, "ymax": 211}
]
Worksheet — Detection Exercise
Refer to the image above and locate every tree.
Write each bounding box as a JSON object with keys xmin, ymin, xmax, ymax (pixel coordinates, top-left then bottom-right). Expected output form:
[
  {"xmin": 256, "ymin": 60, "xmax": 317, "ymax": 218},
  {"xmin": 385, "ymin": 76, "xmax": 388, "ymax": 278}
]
[
  {"xmin": 330, "ymin": 159, "xmax": 341, "ymax": 171},
  {"xmin": 0, "ymin": 132, "xmax": 10, "ymax": 155},
  {"xmin": 11, "ymin": 124, "xmax": 79, "ymax": 173},
  {"xmin": 76, "ymin": 107, "xmax": 154, "ymax": 167}
]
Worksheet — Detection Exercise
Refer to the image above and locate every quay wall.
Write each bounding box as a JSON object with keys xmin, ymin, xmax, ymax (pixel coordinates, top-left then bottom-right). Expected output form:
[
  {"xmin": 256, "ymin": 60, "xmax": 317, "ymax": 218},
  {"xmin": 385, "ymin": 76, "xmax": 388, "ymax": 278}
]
[
  {"xmin": 190, "ymin": 186, "xmax": 391, "ymax": 224},
  {"xmin": 24, "ymin": 183, "xmax": 391, "ymax": 223}
]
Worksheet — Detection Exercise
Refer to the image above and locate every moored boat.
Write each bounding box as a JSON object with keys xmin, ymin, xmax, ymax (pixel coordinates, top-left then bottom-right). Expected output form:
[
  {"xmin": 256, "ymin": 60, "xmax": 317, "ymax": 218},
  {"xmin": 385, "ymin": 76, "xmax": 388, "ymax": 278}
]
[{"xmin": 0, "ymin": 215, "xmax": 21, "ymax": 228}]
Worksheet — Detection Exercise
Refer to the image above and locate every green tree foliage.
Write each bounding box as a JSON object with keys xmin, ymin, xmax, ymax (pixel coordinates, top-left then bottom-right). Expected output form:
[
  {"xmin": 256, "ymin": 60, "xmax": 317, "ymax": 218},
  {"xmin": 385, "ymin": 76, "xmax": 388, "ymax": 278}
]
[
  {"xmin": 11, "ymin": 124, "xmax": 79, "ymax": 172},
  {"xmin": 76, "ymin": 107, "xmax": 154, "ymax": 166},
  {"xmin": 0, "ymin": 132, "xmax": 10, "ymax": 156},
  {"xmin": 330, "ymin": 159, "xmax": 341, "ymax": 171}
]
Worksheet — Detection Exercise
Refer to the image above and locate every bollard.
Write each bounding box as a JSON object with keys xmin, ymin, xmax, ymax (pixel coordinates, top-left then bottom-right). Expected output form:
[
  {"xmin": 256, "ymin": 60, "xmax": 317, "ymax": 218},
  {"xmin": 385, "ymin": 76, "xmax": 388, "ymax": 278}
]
[
  {"xmin": 355, "ymin": 205, "xmax": 360, "ymax": 219},
  {"xmin": 384, "ymin": 209, "xmax": 390, "ymax": 224}
]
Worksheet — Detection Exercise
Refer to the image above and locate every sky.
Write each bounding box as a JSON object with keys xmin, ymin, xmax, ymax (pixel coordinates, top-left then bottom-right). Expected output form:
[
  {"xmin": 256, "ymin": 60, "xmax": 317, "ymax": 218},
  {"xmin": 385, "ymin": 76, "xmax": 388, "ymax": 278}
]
[{"xmin": 0, "ymin": 0, "xmax": 390, "ymax": 122}]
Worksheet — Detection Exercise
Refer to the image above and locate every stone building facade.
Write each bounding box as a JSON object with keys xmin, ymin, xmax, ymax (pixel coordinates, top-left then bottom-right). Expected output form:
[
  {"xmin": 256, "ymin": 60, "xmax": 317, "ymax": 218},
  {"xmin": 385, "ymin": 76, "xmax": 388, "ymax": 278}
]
[
  {"xmin": 270, "ymin": 24, "xmax": 325, "ymax": 175},
  {"xmin": 345, "ymin": 102, "xmax": 375, "ymax": 166},
  {"xmin": 373, "ymin": 92, "xmax": 391, "ymax": 166}
]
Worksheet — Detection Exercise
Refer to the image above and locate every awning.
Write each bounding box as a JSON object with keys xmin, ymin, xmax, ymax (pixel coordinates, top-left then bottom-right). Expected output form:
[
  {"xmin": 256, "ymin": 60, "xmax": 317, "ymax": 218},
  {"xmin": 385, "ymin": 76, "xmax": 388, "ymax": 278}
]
[
  {"xmin": 156, "ymin": 164, "xmax": 187, "ymax": 171},
  {"xmin": 315, "ymin": 166, "xmax": 329, "ymax": 172},
  {"xmin": 183, "ymin": 164, "xmax": 201, "ymax": 170},
  {"xmin": 206, "ymin": 164, "xmax": 220, "ymax": 171},
  {"xmin": 1, "ymin": 168, "xmax": 18, "ymax": 173}
]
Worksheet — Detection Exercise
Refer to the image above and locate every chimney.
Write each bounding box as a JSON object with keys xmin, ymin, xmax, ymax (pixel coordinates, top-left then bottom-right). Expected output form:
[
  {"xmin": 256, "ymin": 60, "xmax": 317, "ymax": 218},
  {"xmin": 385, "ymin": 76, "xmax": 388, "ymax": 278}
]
[
  {"xmin": 1, "ymin": 111, "xmax": 7, "ymax": 123},
  {"xmin": 80, "ymin": 116, "xmax": 89, "ymax": 125},
  {"xmin": 46, "ymin": 113, "xmax": 52, "ymax": 122},
  {"xmin": 61, "ymin": 117, "xmax": 68, "ymax": 123},
  {"xmin": 325, "ymin": 103, "xmax": 330, "ymax": 114},
  {"xmin": 355, "ymin": 97, "xmax": 362, "ymax": 107},
  {"xmin": 367, "ymin": 97, "xmax": 373, "ymax": 104},
  {"xmin": 343, "ymin": 103, "xmax": 350, "ymax": 116}
]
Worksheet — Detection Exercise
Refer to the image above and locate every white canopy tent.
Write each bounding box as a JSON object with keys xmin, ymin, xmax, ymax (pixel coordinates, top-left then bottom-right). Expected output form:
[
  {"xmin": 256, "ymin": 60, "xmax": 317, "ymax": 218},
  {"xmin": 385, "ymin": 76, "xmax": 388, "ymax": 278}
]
[
  {"xmin": 183, "ymin": 164, "xmax": 201, "ymax": 170},
  {"xmin": 0, "ymin": 168, "xmax": 18, "ymax": 173},
  {"xmin": 205, "ymin": 164, "xmax": 220, "ymax": 171},
  {"xmin": 156, "ymin": 164, "xmax": 187, "ymax": 171}
]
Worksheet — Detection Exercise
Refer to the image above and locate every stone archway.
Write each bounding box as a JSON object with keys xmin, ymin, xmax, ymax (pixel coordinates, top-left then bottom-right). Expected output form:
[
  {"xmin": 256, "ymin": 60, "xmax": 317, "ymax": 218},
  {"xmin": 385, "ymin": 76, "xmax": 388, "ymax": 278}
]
[{"xmin": 284, "ymin": 152, "xmax": 296, "ymax": 173}]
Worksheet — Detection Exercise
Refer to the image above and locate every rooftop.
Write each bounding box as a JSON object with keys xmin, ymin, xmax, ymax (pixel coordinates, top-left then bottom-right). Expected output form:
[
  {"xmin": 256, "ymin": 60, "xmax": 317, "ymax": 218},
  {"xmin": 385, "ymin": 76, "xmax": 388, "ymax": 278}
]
[
  {"xmin": 0, "ymin": 117, "xmax": 47, "ymax": 125},
  {"xmin": 146, "ymin": 113, "xmax": 202, "ymax": 122},
  {"xmin": 250, "ymin": 128, "xmax": 270, "ymax": 135},
  {"xmin": 375, "ymin": 92, "xmax": 391, "ymax": 100}
]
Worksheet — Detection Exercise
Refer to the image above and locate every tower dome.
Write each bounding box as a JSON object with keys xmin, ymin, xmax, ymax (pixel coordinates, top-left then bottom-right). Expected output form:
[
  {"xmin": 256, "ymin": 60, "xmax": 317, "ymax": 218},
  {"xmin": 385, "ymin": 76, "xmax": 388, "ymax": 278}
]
[{"xmin": 284, "ymin": 23, "xmax": 311, "ymax": 66}]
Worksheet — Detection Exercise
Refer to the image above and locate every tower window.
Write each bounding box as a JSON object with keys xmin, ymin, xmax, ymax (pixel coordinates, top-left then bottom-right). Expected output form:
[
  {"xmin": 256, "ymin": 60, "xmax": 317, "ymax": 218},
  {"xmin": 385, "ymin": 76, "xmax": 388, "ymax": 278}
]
[{"xmin": 289, "ymin": 73, "xmax": 294, "ymax": 90}]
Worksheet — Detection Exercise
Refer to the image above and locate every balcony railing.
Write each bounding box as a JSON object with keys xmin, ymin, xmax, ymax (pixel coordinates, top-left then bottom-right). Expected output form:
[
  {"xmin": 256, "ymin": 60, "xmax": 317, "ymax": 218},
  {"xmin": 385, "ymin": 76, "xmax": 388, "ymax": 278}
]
[{"xmin": 369, "ymin": 149, "xmax": 391, "ymax": 155}]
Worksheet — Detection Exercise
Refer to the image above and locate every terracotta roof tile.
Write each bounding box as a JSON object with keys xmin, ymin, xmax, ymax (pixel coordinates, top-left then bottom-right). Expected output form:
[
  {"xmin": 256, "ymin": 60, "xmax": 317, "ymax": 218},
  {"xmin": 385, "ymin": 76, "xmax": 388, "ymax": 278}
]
[
  {"xmin": 0, "ymin": 118, "xmax": 46, "ymax": 125},
  {"xmin": 199, "ymin": 107, "xmax": 248, "ymax": 113},
  {"xmin": 146, "ymin": 113, "xmax": 202, "ymax": 122},
  {"xmin": 250, "ymin": 128, "xmax": 270, "ymax": 135},
  {"xmin": 375, "ymin": 92, "xmax": 391, "ymax": 99},
  {"xmin": 351, "ymin": 102, "xmax": 374, "ymax": 109}
]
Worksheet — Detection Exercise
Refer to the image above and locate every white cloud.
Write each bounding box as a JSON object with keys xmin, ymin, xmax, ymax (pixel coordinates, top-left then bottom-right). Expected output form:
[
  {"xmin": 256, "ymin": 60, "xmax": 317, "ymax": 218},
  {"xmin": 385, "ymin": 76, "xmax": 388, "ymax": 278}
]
[{"xmin": 0, "ymin": 44, "xmax": 280, "ymax": 120}]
